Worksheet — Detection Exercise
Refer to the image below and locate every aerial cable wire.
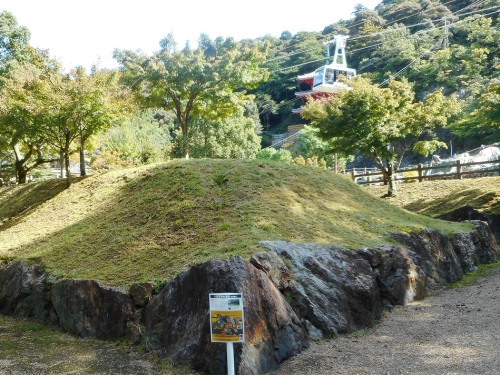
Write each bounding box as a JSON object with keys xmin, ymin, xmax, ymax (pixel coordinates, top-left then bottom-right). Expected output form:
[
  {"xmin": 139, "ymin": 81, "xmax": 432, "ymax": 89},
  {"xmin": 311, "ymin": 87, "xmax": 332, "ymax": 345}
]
[
  {"xmin": 453, "ymin": 0, "xmax": 490, "ymax": 15},
  {"xmin": 268, "ymin": 0, "xmax": 446, "ymax": 58},
  {"xmin": 320, "ymin": 0, "xmax": 460, "ymax": 43},
  {"xmin": 272, "ymin": 58, "xmax": 326, "ymax": 73},
  {"xmin": 357, "ymin": 5, "xmax": 499, "ymax": 65},
  {"xmin": 451, "ymin": 4, "xmax": 500, "ymax": 18},
  {"xmin": 265, "ymin": 0, "xmax": 477, "ymax": 64},
  {"xmin": 373, "ymin": 3, "xmax": 499, "ymax": 87},
  {"xmin": 349, "ymin": 23, "xmax": 447, "ymax": 54},
  {"xmin": 381, "ymin": 0, "xmax": 461, "ymax": 29},
  {"xmin": 377, "ymin": 42, "xmax": 441, "ymax": 88},
  {"xmin": 266, "ymin": 0, "xmax": 500, "ymax": 73},
  {"xmin": 267, "ymin": 18, "xmax": 438, "ymax": 67},
  {"xmin": 272, "ymin": 5, "xmax": 498, "ymax": 73},
  {"xmin": 348, "ymin": 20, "xmax": 439, "ymax": 42},
  {"xmin": 258, "ymin": 3, "xmax": 499, "ymax": 117},
  {"xmin": 265, "ymin": 48, "xmax": 317, "ymax": 63}
]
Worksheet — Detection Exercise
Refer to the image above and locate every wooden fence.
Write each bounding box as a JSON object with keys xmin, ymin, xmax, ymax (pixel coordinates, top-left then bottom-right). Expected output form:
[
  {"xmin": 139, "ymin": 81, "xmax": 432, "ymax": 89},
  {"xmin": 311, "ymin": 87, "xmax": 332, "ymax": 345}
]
[{"xmin": 351, "ymin": 159, "xmax": 500, "ymax": 185}]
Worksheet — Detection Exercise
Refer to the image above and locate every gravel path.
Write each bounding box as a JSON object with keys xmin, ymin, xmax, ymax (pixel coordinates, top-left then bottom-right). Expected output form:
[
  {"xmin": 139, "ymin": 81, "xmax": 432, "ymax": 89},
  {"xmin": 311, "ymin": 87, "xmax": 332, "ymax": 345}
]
[{"xmin": 272, "ymin": 267, "xmax": 500, "ymax": 375}]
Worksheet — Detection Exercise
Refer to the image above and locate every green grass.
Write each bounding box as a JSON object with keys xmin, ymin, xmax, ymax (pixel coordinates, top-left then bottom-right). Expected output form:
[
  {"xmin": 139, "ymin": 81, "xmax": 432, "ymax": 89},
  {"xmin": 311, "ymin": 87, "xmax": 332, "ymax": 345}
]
[
  {"xmin": 365, "ymin": 176, "xmax": 500, "ymax": 217},
  {"xmin": 0, "ymin": 315, "xmax": 195, "ymax": 374},
  {"xmin": 448, "ymin": 262, "xmax": 500, "ymax": 289},
  {"xmin": 0, "ymin": 159, "xmax": 473, "ymax": 286}
]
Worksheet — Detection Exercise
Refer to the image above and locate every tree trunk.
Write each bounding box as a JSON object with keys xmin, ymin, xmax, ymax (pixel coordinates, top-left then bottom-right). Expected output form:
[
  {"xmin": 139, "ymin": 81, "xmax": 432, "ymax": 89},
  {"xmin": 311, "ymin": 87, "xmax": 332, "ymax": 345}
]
[
  {"xmin": 386, "ymin": 162, "xmax": 397, "ymax": 197},
  {"xmin": 13, "ymin": 143, "xmax": 30, "ymax": 184},
  {"xmin": 16, "ymin": 162, "xmax": 27, "ymax": 184},
  {"xmin": 79, "ymin": 135, "xmax": 86, "ymax": 177},
  {"xmin": 63, "ymin": 129, "xmax": 73, "ymax": 187},
  {"xmin": 59, "ymin": 153, "xmax": 64, "ymax": 178},
  {"xmin": 64, "ymin": 151, "xmax": 72, "ymax": 187},
  {"xmin": 182, "ymin": 122, "xmax": 189, "ymax": 160}
]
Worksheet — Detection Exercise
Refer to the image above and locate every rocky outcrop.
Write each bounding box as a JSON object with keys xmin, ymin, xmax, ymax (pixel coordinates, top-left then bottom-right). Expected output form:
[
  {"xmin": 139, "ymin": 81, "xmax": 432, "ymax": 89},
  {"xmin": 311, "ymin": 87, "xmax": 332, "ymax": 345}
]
[
  {"xmin": 0, "ymin": 261, "xmax": 52, "ymax": 320},
  {"xmin": 359, "ymin": 245, "xmax": 426, "ymax": 308},
  {"xmin": 451, "ymin": 231, "xmax": 481, "ymax": 273},
  {"xmin": 392, "ymin": 228, "xmax": 464, "ymax": 287},
  {"xmin": 129, "ymin": 282, "xmax": 154, "ymax": 308},
  {"xmin": 253, "ymin": 243, "xmax": 382, "ymax": 339},
  {"xmin": 50, "ymin": 279, "xmax": 132, "ymax": 340},
  {"xmin": 468, "ymin": 220, "xmax": 500, "ymax": 264},
  {"xmin": 439, "ymin": 206, "xmax": 500, "ymax": 243},
  {"xmin": 144, "ymin": 256, "xmax": 308, "ymax": 375}
]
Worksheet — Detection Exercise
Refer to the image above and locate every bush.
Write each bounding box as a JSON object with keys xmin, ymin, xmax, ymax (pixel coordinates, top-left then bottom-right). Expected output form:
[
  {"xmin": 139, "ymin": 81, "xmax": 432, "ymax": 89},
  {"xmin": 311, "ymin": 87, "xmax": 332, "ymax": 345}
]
[{"xmin": 256, "ymin": 148, "xmax": 293, "ymax": 164}]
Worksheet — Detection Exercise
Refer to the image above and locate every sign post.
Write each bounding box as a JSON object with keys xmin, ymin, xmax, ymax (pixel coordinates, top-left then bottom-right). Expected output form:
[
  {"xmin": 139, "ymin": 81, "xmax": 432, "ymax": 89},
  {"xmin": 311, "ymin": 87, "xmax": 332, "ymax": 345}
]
[{"xmin": 209, "ymin": 293, "xmax": 244, "ymax": 375}]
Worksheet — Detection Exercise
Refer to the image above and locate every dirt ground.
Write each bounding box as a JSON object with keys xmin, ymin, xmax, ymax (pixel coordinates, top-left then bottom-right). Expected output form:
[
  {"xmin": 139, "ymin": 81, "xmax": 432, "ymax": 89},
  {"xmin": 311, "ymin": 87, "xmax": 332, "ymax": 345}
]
[
  {"xmin": 0, "ymin": 316, "xmax": 194, "ymax": 375},
  {"xmin": 272, "ymin": 266, "xmax": 500, "ymax": 375}
]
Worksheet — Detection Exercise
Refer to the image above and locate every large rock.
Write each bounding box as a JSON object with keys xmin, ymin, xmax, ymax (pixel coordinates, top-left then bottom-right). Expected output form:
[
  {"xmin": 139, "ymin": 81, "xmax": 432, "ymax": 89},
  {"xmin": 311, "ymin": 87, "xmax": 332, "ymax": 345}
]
[
  {"xmin": 50, "ymin": 279, "xmax": 132, "ymax": 339},
  {"xmin": 0, "ymin": 260, "xmax": 52, "ymax": 320},
  {"xmin": 129, "ymin": 282, "xmax": 155, "ymax": 308},
  {"xmin": 145, "ymin": 256, "xmax": 308, "ymax": 375},
  {"xmin": 255, "ymin": 242, "xmax": 382, "ymax": 338},
  {"xmin": 467, "ymin": 220, "xmax": 500, "ymax": 264},
  {"xmin": 359, "ymin": 245, "xmax": 426, "ymax": 308},
  {"xmin": 450, "ymin": 231, "xmax": 479, "ymax": 273},
  {"xmin": 392, "ymin": 228, "xmax": 463, "ymax": 287},
  {"xmin": 439, "ymin": 206, "xmax": 500, "ymax": 243}
]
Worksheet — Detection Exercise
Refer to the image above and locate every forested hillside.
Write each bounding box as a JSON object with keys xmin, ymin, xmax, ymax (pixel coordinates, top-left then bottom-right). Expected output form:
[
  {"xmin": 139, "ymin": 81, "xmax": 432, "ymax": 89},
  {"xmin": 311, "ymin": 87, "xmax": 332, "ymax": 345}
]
[
  {"xmin": 0, "ymin": 0, "xmax": 498, "ymax": 182},
  {"xmin": 254, "ymin": 0, "xmax": 499, "ymax": 152}
]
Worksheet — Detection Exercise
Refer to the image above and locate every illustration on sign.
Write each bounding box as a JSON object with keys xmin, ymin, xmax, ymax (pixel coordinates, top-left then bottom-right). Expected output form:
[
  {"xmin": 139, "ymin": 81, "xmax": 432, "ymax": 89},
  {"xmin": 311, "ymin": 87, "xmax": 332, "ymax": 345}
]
[{"xmin": 209, "ymin": 293, "xmax": 244, "ymax": 343}]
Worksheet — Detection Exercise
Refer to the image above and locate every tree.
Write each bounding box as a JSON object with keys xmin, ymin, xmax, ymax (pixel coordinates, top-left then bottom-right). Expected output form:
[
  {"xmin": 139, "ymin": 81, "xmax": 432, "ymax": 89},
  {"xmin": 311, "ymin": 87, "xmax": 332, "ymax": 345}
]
[
  {"xmin": 114, "ymin": 34, "xmax": 269, "ymax": 159},
  {"xmin": 99, "ymin": 109, "xmax": 174, "ymax": 165},
  {"xmin": 255, "ymin": 93, "xmax": 279, "ymax": 131},
  {"xmin": 294, "ymin": 125, "xmax": 352, "ymax": 171},
  {"xmin": 1, "ymin": 56, "xmax": 131, "ymax": 184},
  {"xmin": 63, "ymin": 67, "xmax": 135, "ymax": 176},
  {"xmin": 476, "ymin": 82, "xmax": 500, "ymax": 129},
  {"xmin": 0, "ymin": 12, "xmax": 58, "ymax": 183},
  {"xmin": 302, "ymin": 77, "xmax": 459, "ymax": 196},
  {"xmin": 348, "ymin": 8, "xmax": 385, "ymax": 36},
  {"xmin": 186, "ymin": 104, "xmax": 262, "ymax": 159},
  {"xmin": 451, "ymin": 82, "xmax": 500, "ymax": 142},
  {"xmin": 0, "ymin": 61, "xmax": 60, "ymax": 183},
  {"xmin": 0, "ymin": 11, "xmax": 32, "ymax": 74}
]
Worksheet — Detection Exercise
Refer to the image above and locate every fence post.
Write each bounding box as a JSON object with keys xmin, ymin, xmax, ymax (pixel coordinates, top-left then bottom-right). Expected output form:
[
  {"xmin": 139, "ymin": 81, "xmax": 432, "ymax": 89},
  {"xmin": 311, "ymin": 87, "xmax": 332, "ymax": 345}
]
[
  {"xmin": 418, "ymin": 163, "xmax": 423, "ymax": 182},
  {"xmin": 351, "ymin": 169, "xmax": 355, "ymax": 181},
  {"xmin": 456, "ymin": 160, "xmax": 462, "ymax": 179}
]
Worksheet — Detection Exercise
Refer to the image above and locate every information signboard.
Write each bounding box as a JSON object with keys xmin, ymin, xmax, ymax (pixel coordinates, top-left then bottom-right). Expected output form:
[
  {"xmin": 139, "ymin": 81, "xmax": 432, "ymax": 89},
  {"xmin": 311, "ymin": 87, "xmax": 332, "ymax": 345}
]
[{"xmin": 209, "ymin": 293, "xmax": 244, "ymax": 343}]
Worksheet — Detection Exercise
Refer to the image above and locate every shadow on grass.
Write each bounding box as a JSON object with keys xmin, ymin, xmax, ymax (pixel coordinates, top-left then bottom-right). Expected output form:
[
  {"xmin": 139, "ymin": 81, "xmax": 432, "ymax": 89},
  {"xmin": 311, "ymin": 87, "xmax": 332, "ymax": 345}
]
[
  {"xmin": 0, "ymin": 178, "xmax": 79, "ymax": 230},
  {"xmin": 404, "ymin": 189, "xmax": 499, "ymax": 217},
  {"xmin": 0, "ymin": 315, "xmax": 187, "ymax": 374}
]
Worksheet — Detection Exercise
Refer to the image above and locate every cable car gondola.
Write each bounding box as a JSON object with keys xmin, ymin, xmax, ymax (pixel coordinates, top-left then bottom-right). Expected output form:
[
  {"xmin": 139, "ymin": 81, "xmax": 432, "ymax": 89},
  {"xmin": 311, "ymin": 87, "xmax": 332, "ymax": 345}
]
[
  {"xmin": 293, "ymin": 35, "xmax": 355, "ymax": 114},
  {"xmin": 312, "ymin": 35, "xmax": 355, "ymax": 94}
]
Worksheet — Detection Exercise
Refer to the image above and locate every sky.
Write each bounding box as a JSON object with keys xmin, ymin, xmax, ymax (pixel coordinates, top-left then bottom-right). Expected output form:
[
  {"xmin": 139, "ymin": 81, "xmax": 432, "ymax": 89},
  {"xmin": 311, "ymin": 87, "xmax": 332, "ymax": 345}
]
[{"xmin": 2, "ymin": 0, "xmax": 381, "ymax": 71}]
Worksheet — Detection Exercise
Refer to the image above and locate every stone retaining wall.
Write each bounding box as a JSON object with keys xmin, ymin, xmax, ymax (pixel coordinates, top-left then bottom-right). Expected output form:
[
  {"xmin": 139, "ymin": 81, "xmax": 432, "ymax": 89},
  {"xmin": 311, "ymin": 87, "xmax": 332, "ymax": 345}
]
[{"xmin": 0, "ymin": 220, "xmax": 499, "ymax": 374}]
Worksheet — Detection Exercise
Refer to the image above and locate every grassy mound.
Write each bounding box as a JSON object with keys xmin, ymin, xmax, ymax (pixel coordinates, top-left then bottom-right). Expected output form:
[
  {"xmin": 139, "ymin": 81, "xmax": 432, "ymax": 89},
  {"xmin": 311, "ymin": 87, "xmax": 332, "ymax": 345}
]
[{"xmin": 0, "ymin": 159, "xmax": 470, "ymax": 286}]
